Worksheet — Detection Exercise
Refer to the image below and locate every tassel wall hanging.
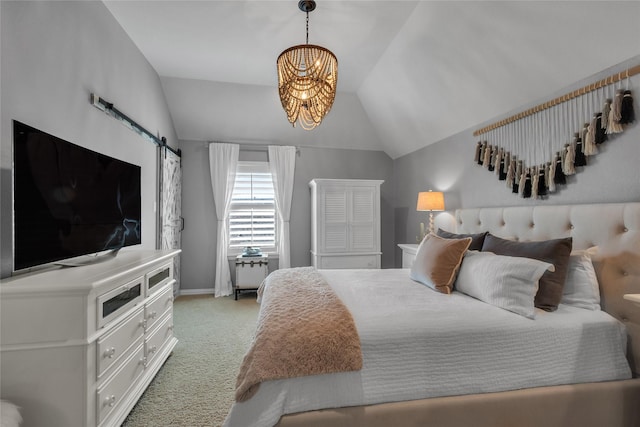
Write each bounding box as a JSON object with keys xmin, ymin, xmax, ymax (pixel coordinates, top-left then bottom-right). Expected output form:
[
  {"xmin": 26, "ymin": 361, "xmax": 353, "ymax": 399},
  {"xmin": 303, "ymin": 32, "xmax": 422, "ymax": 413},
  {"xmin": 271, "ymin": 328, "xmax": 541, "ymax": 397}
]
[{"xmin": 473, "ymin": 64, "xmax": 638, "ymax": 199}]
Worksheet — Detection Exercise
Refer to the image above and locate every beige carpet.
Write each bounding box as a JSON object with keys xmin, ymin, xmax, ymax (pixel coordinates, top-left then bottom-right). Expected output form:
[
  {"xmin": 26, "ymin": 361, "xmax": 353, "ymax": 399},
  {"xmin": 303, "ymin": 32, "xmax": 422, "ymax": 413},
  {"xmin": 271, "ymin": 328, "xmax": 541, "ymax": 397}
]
[{"xmin": 122, "ymin": 294, "xmax": 260, "ymax": 427}]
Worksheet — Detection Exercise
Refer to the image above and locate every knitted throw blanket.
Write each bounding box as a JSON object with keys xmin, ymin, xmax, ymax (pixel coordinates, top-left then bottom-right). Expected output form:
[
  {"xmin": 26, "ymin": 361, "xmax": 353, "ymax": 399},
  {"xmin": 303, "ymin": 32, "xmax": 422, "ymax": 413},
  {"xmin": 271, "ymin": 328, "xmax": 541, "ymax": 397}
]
[{"xmin": 235, "ymin": 267, "xmax": 362, "ymax": 402}]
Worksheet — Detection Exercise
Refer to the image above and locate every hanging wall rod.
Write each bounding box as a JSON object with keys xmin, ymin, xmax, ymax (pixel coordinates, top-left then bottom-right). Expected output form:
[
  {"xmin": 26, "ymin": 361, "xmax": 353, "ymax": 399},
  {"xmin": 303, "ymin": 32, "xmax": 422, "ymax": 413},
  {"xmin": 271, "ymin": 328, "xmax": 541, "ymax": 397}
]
[
  {"xmin": 473, "ymin": 63, "xmax": 640, "ymax": 137},
  {"xmin": 90, "ymin": 93, "xmax": 181, "ymax": 157}
]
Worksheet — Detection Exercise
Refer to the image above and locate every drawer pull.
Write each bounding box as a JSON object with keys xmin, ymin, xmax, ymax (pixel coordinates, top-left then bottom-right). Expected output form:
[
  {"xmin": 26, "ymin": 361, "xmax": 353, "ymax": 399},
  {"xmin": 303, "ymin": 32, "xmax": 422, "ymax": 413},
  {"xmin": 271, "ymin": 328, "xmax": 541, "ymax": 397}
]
[
  {"xmin": 149, "ymin": 345, "xmax": 157, "ymax": 355},
  {"xmin": 140, "ymin": 356, "xmax": 147, "ymax": 367},
  {"xmin": 148, "ymin": 311, "xmax": 157, "ymax": 320},
  {"xmin": 103, "ymin": 347, "xmax": 117, "ymax": 359},
  {"xmin": 168, "ymin": 324, "xmax": 174, "ymax": 331},
  {"xmin": 104, "ymin": 395, "xmax": 116, "ymax": 407}
]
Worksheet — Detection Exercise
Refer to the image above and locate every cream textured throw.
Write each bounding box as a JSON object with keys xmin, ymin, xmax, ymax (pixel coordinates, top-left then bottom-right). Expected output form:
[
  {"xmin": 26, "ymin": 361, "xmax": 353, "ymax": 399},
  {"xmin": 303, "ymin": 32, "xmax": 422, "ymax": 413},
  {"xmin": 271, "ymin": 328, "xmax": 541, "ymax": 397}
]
[{"xmin": 235, "ymin": 267, "xmax": 362, "ymax": 402}]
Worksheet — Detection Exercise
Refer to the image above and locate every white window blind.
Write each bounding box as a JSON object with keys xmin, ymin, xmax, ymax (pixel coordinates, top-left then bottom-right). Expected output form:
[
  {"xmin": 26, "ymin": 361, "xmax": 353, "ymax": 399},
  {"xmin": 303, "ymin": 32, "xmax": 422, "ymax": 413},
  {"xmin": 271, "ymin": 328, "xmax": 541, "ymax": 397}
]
[{"xmin": 229, "ymin": 162, "xmax": 276, "ymax": 249}]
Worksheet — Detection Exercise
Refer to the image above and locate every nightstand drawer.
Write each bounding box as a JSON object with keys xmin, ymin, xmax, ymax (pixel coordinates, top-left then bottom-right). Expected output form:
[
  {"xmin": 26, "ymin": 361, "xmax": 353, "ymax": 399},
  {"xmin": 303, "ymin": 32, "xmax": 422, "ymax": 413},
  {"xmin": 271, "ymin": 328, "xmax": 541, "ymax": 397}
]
[{"xmin": 97, "ymin": 306, "xmax": 145, "ymax": 378}]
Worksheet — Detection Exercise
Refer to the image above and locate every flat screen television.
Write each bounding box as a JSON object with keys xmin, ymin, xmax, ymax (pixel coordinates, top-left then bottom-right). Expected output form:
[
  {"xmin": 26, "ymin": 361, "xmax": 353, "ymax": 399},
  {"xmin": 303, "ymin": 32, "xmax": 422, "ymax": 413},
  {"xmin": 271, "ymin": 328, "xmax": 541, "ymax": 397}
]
[{"xmin": 13, "ymin": 120, "xmax": 141, "ymax": 271}]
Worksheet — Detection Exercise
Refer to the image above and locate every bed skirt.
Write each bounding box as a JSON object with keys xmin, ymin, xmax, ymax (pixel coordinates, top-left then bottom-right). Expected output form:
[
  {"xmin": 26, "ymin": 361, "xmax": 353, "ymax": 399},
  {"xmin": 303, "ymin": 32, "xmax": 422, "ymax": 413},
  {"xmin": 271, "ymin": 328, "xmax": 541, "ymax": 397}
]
[{"xmin": 276, "ymin": 378, "xmax": 640, "ymax": 427}]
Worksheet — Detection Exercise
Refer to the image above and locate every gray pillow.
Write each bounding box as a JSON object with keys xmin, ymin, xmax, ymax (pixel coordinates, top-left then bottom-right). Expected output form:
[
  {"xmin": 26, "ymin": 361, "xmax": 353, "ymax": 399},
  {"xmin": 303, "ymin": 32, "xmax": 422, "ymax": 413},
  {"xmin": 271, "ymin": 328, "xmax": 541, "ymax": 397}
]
[
  {"xmin": 481, "ymin": 234, "xmax": 573, "ymax": 312},
  {"xmin": 437, "ymin": 229, "xmax": 487, "ymax": 251}
]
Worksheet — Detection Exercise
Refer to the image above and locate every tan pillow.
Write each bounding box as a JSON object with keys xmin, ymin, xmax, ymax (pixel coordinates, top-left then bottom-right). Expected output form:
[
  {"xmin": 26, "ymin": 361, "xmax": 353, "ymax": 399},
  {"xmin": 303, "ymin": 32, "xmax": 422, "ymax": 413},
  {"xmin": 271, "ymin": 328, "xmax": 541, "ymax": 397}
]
[{"xmin": 410, "ymin": 233, "xmax": 472, "ymax": 294}]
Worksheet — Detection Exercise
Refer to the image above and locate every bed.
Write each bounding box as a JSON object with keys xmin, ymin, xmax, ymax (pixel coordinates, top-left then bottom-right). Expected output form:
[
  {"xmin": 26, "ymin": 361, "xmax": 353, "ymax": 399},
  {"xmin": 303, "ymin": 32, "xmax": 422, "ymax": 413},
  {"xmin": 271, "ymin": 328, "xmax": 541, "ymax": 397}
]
[{"xmin": 224, "ymin": 202, "xmax": 640, "ymax": 427}]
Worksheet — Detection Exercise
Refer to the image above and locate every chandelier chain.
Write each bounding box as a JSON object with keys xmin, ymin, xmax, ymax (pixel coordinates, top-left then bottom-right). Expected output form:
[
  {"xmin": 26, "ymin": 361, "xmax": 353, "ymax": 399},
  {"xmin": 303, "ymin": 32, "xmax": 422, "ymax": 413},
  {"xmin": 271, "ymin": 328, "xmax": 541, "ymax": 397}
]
[{"xmin": 306, "ymin": 12, "xmax": 309, "ymax": 44}]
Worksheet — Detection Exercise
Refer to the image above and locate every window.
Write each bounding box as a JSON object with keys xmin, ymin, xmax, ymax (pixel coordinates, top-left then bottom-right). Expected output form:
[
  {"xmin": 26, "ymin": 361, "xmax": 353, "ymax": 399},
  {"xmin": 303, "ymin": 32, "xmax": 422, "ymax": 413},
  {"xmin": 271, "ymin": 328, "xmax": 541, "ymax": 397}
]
[{"xmin": 229, "ymin": 162, "xmax": 276, "ymax": 251}]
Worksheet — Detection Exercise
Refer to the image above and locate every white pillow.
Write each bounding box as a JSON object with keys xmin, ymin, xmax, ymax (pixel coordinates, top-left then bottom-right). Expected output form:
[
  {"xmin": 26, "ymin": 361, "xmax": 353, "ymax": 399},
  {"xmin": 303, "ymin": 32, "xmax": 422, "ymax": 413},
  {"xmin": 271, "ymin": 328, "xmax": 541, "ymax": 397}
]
[
  {"xmin": 455, "ymin": 251, "xmax": 554, "ymax": 319},
  {"xmin": 561, "ymin": 247, "xmax": 601, "ymax": 310}
]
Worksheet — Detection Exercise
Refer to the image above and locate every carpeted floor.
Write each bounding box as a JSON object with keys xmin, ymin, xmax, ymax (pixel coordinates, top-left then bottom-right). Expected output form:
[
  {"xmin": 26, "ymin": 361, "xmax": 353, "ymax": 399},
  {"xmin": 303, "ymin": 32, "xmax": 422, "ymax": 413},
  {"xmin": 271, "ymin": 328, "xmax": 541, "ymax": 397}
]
[{"xmin": 121, "ymin": 293, "xmax": 260, "ymax": 427}]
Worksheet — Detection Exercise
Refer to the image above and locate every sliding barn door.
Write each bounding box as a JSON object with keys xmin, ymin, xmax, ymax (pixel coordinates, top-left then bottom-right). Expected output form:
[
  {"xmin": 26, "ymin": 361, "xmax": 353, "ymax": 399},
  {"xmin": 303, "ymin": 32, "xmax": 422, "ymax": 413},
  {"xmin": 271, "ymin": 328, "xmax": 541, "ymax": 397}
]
[{"xmin": 159, "ymin": 146, "xmax": 182, "ymax": 297}]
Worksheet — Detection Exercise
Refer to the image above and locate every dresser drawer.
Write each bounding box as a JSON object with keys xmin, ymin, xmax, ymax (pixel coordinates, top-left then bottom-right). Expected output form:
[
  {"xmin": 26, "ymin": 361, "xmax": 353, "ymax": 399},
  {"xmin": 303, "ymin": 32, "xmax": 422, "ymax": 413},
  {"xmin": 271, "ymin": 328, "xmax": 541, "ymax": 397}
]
[
  {"xmin": 145, "ymin": 311, "xmax": 174, "ymax": 367},
  {"xmin": 145, "ymin": 285, "xmax": 173, "ymax": 332},
  {"xmin": 97, "ymin": 306, "xmax": 145, "ymax": 378},
  {"xmin": 97, "ymin": 276, "xmax": 144, "ymax": 328},
  {"xmin": 97, "ymin": 344, "xmax": 145, "ymax": 425},
  {"xmin": 145, "ymin": 262, "xmax": 173, "ymax": 297},
  {"xmin": 316, "ymin": 254, "xmax": 380, "ymax": 269}
]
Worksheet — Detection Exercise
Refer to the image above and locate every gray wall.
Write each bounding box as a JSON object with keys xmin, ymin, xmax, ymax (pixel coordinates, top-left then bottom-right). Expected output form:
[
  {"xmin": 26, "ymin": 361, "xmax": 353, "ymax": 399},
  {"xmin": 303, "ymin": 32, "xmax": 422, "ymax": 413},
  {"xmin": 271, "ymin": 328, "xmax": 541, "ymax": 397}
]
[
  {"xmin": 178, "ymin": 141, "xmax": 394, "ymax": 293},
  {"xmin": 0, "ymin": 1, "xmax": 178, "ymax": 277},
  {"xmin": 393, "ymin": 57, "xmax": 640, "ymax": 267}
]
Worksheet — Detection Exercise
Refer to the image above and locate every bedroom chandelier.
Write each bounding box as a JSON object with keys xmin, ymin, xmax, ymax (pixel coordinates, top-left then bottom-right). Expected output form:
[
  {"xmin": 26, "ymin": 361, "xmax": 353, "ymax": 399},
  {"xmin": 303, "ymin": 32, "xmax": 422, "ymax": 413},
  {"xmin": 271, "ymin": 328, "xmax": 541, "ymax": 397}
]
[{"xmin": 277, "ymin": 0, "xmax": 337, "ymax": 130}]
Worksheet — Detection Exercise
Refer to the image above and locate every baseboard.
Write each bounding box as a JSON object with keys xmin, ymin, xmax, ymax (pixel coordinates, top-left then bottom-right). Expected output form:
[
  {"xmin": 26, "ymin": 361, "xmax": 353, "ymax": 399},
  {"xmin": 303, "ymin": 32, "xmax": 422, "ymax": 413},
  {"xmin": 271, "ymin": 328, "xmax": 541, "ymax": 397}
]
[{"xmin": 178, "ymin": 288, "xmax": 215, "ymax": 296}]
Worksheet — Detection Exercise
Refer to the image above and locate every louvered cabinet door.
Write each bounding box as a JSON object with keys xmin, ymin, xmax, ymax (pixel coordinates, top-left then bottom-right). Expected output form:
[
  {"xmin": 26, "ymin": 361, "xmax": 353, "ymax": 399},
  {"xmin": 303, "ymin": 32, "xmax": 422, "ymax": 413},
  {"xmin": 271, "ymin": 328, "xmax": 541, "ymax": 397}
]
[
  {"xmin": 309, "ymin": 179, "xmax": 383, "ymax": 269},
  {"xmin": 349, "ymin": 187, "xmax": 377, "ymax": 252},
  {"xmin": 322, "ymin": 189, "xmax": 348, "ymax": 252}
]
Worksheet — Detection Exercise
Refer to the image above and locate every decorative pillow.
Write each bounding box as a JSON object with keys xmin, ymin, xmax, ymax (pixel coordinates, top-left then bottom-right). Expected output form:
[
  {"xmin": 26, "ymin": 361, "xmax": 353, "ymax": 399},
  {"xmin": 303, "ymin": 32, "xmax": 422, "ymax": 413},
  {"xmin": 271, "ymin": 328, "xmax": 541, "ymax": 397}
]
[
  {"xmin": 481, "ymin": 234, "xmax": 573, "ymax": 312},
  {"xmin": 410, "ymin": 233, "xmax": 472, "ymax": 294},
  {"xmin": 455, "ymin": 251, "xmax": 555, "ymax": 319},
  {"xmin": 561, "ymin": 247, "xmax": 601, "ymax": 310},
  {"xmin": 437, "ymin": 229, "xmax": 487, "ymax": 251}
]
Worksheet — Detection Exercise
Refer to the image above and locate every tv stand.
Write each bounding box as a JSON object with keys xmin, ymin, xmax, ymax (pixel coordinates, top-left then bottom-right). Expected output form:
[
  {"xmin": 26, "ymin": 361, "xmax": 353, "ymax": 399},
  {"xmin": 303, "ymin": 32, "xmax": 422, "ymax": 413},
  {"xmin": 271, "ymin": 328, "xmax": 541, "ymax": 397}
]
[{"xmin": 0, "ymin": 249, "xmax": 180, "ymax": 427}]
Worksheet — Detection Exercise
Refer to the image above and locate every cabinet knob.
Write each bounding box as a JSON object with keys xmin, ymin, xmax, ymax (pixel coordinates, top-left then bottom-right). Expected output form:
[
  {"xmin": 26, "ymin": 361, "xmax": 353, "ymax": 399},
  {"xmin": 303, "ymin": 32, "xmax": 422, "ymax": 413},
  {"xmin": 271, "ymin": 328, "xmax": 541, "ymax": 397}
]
[
  {"xmin": 104, "ymin": 395, "xmax": 116, "ymax": 407},
  {"xmin": 103, "ymin": 347, "xmax": 116, "ymax": 359},
  {"xmin": 140, "ymin": 356, "xmax": 147, "ymax": 367},
  {"xmin": 148, "ymin": 311, "xmax": 157, "ymax": 320},
  {"xmin": 168, "ymin": 324, "xmax": 174, "ymax": 331}
]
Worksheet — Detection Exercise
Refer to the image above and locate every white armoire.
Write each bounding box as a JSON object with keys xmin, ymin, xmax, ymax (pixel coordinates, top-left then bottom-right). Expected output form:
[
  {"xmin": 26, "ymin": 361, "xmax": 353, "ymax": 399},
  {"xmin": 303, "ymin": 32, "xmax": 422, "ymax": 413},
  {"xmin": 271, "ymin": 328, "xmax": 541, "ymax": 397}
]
[{"xmin": 309, "ymin": 179, "xmax": 383, "ymax": 269}]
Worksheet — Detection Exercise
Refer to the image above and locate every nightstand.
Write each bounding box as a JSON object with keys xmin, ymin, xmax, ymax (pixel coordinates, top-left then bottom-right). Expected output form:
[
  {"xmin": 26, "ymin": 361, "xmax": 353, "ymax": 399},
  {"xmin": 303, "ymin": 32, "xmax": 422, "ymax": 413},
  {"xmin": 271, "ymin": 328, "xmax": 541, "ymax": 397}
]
[
  {"xmin": 623, "ymin": 294, "xmax": 640, "ymax": 308},
  {"xmin": 398, "ymin": 244, "xmax": 419, "ymax": 268}
]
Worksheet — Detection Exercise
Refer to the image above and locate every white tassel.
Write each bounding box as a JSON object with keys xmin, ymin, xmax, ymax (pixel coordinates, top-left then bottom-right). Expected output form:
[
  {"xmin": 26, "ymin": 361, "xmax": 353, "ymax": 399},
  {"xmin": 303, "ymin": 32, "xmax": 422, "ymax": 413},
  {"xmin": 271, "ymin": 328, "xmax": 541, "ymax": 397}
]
[
  {"xmin": 518, "ymin": 167, "xmax": 526, "ymax": 196},
  {"xmin": 494, "ymin": 148, "xmax": 502, "ymax": 176},
  {"xmin": 548, "ymin": 159, "xmax": 556, "ymax": 192},
  {"xmin": 601, "ymin": 99, "xmax": 611, "ymax": 130},
  {"xmin": 506, "ymin": 161, "xmax": 514, "ymax": 188},
  {"xmin": 564, "ymin": 143, "xmax": 576, "ymax": 175},
  {"xmin": 607, "ymin": 90, "xmax": 624, "ymax": 134},
  {"xmin": 483, "ymin": 144, "xmax": 491, "ymax": 168},
  {"xmin": 532, "ymin": 166, "xmax": 539, "ymax": 199},
  {"xmin": 584, "ymin": 116, "xmax": 598, "ymax": 156}
]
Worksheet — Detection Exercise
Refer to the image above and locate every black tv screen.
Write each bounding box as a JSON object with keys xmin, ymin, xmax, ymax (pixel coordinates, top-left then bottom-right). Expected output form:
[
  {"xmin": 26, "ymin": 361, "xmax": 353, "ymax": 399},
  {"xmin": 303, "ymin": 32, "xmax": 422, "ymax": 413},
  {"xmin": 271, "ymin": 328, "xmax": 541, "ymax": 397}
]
[{"xmin": 13, "ymin": 120, "xmax": 141, "ymax": 271}]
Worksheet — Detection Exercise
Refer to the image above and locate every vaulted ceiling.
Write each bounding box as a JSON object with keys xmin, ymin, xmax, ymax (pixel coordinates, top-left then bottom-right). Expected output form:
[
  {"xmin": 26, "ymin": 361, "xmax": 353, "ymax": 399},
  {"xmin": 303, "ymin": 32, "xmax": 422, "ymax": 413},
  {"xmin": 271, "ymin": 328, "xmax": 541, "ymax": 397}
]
[{"xmin": 104, "ymin": 1, "xmax": 640, "ymax": 159}]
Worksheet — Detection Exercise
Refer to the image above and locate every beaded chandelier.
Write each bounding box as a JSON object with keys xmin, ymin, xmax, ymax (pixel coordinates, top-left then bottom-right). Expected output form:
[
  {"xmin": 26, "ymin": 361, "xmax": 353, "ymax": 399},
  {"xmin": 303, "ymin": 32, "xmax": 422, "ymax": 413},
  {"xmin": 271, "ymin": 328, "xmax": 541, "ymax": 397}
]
[{"xmin": 277, "ymin": 0, "xmax": 337, "ymax": 130}]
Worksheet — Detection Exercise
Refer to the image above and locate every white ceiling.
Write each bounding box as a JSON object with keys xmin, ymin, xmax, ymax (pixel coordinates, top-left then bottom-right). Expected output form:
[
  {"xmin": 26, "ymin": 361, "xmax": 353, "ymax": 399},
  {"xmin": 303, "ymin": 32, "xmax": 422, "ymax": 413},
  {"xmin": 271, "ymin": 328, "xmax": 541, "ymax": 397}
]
[{"xmin": 104, "ymin": 1, "xmax": 640, "ymax": 159}]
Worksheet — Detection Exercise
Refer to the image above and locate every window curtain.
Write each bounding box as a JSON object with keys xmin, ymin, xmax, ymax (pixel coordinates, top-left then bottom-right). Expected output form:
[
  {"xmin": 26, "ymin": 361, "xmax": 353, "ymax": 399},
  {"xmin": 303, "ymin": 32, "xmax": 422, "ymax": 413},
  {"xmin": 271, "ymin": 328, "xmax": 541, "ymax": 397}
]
[
  {"xmin": 268, "ymin": 146, "xmax": 296, "ymax": 269},
  {"xmin": 209, "ymin": 143, "xmax": 239, "ymax": 297}
]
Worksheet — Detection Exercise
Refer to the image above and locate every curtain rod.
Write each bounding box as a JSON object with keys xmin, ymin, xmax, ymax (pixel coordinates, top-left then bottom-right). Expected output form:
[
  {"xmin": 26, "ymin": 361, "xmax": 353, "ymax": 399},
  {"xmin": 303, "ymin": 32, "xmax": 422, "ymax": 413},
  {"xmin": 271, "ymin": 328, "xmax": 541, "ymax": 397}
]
[
  {"xmin": 473, "ymin": 63, "xmax": 640, "ymax": 137},
  {"xmin": 210, "ymin": 141, "xmax": 300, "ymax": 154}
]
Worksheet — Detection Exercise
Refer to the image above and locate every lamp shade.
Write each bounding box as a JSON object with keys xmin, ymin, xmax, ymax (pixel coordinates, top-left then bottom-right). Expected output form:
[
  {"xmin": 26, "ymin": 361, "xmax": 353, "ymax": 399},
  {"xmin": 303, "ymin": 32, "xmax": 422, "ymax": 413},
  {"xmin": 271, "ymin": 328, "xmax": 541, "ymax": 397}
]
[{"xmin": 417, "ymin": 191, "xmax": 444, "ymax": 212}]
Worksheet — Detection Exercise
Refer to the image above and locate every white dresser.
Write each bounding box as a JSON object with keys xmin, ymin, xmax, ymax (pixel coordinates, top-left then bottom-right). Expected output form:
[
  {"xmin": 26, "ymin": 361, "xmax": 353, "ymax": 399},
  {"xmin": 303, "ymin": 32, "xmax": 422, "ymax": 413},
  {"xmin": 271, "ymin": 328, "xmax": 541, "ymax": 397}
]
[
  {"xmin": 0, "ymin": 249, "xmax": 180, "ymax": 427},
  {"xmin": 309, "ymin": 179, "xmax": 383, "ymax": 269}
]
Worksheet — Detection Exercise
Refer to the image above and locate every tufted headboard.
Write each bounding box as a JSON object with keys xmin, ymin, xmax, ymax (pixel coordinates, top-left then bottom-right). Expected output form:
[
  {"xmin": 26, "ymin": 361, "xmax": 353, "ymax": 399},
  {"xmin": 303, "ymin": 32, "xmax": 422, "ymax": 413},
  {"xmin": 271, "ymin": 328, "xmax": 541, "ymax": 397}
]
[{"xmin": 454, "ymin": 202, "xmax": 640, "ymax": 376}]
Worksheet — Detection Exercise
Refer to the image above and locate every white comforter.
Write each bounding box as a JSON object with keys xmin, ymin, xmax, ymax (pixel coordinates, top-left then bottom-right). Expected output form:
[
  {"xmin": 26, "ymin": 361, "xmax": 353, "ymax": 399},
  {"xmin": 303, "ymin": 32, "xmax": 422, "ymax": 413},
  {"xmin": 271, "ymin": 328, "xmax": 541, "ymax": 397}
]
[{"xmin": 224, "ymin": 268, "xmax": 631, "ymax": 427}]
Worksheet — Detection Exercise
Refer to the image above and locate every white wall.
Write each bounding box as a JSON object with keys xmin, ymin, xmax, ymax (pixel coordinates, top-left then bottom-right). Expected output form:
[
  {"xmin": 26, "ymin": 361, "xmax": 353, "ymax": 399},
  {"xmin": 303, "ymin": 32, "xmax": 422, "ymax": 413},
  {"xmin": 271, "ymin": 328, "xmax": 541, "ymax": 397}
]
[
  {"xmin": 0, "ymin": 1, "xmax": 178, "ymax": 277},
  {"xmin": 392, "ymin": 57, "xmax": 640, "ymax": 266}
]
